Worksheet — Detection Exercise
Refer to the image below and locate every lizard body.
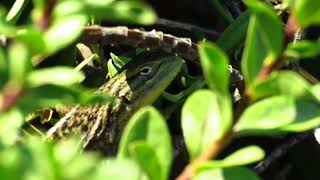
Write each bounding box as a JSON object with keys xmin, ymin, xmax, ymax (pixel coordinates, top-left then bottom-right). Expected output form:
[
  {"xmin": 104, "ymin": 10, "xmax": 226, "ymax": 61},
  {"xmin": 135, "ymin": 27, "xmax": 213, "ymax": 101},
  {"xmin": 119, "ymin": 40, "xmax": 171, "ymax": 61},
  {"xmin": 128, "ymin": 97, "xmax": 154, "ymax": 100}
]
[{"xmin": 46, "ymin": 51, "xmax": 183, "ymax": 155}]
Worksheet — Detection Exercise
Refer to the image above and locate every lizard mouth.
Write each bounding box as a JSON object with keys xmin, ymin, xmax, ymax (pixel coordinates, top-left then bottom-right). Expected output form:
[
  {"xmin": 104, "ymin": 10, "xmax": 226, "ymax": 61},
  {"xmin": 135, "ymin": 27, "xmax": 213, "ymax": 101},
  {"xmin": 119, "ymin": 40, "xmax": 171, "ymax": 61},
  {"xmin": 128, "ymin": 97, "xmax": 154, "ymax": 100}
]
[{"xmin": 120, "ymin": 95, "xmax": 132, "ymax": 104}]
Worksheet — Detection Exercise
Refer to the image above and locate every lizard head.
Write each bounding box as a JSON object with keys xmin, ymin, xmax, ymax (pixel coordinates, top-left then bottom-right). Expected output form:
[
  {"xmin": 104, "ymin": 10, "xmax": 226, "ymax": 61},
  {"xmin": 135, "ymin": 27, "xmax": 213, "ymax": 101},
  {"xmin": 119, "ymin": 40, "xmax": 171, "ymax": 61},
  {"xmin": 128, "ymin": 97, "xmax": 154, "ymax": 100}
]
[{"xmin": 100, "ymin": 51, "xmax": 184, "ymax": 107}]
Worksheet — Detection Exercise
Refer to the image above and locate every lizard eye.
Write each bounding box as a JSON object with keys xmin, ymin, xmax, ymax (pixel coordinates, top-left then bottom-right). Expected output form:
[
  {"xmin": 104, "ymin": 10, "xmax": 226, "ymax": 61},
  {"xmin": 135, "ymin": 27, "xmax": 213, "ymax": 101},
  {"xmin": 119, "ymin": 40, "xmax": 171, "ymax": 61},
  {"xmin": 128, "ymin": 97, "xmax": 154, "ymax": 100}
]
[{"xmin": 140, "ymin": 66, "xmax": 153, "ymax": 76}]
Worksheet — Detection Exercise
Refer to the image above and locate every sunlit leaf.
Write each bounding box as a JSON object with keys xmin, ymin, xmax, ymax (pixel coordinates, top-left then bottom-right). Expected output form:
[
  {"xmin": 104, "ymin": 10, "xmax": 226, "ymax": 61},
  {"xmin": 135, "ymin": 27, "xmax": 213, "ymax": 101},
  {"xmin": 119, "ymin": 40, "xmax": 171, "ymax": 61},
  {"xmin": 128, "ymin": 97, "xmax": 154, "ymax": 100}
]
[
  {"xmin": 235, "ymin": 96, "xmax": 320, "ymax": 136},
  {"xmin": 130, "ymin": 142, "xmax": 162, "ymax": 180},
  {"xmin": 26, "ymin": 67, "xmax": 85, "ymax": 87},
  {"xmin": 250, "ymin": 71, "xmax": 313, "ymax": 100},
  {"xmin": 118, "ymin": 107, "xmax": 172, "ymax": 180},
  {"xmin": 6, "ymin": 0, "xmax": 29, "ymax": 24},
  {"xmin": 8, "ymin": 42, "xmax": 31, "ymax": 83},
  {"xmin": 44, "ymin": 15, "xmax": 87, "ymax": 54},
  {"xmin": 284, "ymin": 0, "xmax": 320, "ymax": 27},
  {"xmin": 182, "ymin": 90, "xmax": 231, "ymax": 160},
  {"xmin": 197, "ymin": 146, "xmax": 265, "ymax": 171}
]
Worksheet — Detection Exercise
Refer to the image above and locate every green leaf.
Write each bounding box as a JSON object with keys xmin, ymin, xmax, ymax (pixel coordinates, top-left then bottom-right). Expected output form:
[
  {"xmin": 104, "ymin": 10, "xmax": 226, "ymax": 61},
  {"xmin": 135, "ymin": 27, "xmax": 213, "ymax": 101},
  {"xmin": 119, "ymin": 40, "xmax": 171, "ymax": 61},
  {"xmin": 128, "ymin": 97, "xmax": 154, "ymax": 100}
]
[
  {"xmin": 241, "ymin": 15, "xmax": 268, "ymax": 86},
  {"xmin": 19, "ymin": 85, "xmax": 112, "ymax": 113},
  {"xmin": 199, "ymin": 41, "xmax": 229, "ymax": 94},
  {"xmin": 16, "ymin": 27, "xmax": 46, "ymax": 56},
  {"xmin": 107, "ymin": 59, "xmax": 118, "ymax": 78},
  {"xmin": 285, "ymin": 40, "xmax": 320, "ymax": 60},
  {"xmin": 216, "ymin": 11, "xmax": 250, "ymax": 52},
  {"xmin": 194, "ymin": 167, "xmax": 260, "ymax": 180},
  {"xmin": 244, "ymin": 0, "xmax": 283, "ymax": 56},
  {"xmin": 118, "ymin": 107, "xmax": 172, "ymax": 180},
  {"xmin": 0, "ymin": 47, "xmax": 8, "ymax": 89},
  {"xmin": 209, "ymin": 0, "xmax": 234, "ymax": 24},
  {"xmin": 102, "ymin": 1, "xmax": 157, "ymax": 25},
  {"xmin": 110, "ymin": 52, "xmax": 131, "ymax": 68},
  {"xmin": 241, "ymin": 0, "xmax": 283, "ymax": 86},
  {"xmin": 0, "ymin": 108, "xmax": 24, "ymax": 146},
  {"xmin": 284, "ymin": 0, "xmax": 320, "ymax": 27},
  {"xmin": 44, "ymin": 15, "xmax": 87, "ymax": 54},
  {"xmin": 250, "ymin": 71, "xmax": 313, "ymax": 100},
  {"xmin": 311, "ymin": 83, "xmax": 320, "ymax": 101},
  {"xmin": 6, "ymin": 0, "xmax": 29, "ymax": 24},
  {"xmin": 94, "ymin": 158, "xmax": 143, "ymax": 180},
  {"xmin": 8, "ymin": 42, "xmax": 31, "ymax": 83},
  {"xmin": 235, "ymin": 96, "xmax": 320, "ymax": 135},
  {"xmin": 74, "ymin": 54, "xmax": 99, "ymax": 72},
  {"xmin": 182, "ymin": 90, "xmax": 231, "ymax": 160},
  {"xmin": 26, "ymin": 67, "xmax": 85, "ymax": 87},
  {"xmin": 130, "ymin": 142, "xmax": 162, "ymax": 180},
  {"xmin": 197, "ymin": 146, "xmax": 265, "ymax": 171},
  {"xmin": 0, "ymin": 8, "xmax": 17, "ymax": 37}
]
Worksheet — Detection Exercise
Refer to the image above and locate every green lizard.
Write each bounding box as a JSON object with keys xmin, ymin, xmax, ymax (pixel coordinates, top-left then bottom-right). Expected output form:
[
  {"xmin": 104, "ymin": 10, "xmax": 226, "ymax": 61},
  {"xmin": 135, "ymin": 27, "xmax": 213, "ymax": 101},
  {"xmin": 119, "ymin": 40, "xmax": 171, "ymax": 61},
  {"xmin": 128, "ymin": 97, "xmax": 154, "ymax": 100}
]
[{"xmin": 45, "ymin": 51, "xmax": 183, "ymax": 155}]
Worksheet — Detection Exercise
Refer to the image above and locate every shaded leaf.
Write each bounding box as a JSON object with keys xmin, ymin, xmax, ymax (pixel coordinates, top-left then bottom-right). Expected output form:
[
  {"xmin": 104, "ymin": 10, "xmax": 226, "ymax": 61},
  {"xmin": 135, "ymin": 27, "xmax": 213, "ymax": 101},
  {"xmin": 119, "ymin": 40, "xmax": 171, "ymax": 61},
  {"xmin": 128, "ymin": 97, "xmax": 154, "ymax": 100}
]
[
  {"xmin": 194, "ymin": 167, "xmax": 260, "ymax": 180},
  {"xmin": 216, "ymin": 11, "xmax": 250, "ymax": 52}
]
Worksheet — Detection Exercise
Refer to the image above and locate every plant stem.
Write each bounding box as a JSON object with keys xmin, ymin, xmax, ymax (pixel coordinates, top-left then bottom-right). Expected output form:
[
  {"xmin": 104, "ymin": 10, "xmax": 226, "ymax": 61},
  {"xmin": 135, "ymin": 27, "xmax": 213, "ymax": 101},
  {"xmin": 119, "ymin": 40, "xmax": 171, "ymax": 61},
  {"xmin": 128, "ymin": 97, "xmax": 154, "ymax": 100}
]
[{"xmin": 176, "ymin": 131, "xmax": 234, "ymax": 180}]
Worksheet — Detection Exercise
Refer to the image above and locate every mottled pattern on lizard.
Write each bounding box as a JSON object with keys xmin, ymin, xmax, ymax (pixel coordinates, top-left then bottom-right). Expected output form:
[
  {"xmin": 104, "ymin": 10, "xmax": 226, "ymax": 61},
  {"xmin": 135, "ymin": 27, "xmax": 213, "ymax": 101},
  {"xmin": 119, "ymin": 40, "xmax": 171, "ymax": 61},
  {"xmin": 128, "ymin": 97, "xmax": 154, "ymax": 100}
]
[{"xmin": 45, "ymin": 51, "xmax": 184, "ymax": 155}]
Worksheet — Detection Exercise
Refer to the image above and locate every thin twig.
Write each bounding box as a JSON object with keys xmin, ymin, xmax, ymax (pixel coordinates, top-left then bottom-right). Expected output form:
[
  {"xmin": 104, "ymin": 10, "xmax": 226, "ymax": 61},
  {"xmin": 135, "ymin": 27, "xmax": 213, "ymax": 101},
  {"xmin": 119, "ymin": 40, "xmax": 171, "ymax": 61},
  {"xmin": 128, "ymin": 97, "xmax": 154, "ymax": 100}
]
[{"xmin": 254, "ymin": 131, "xmax": 314, "ymax": 174}]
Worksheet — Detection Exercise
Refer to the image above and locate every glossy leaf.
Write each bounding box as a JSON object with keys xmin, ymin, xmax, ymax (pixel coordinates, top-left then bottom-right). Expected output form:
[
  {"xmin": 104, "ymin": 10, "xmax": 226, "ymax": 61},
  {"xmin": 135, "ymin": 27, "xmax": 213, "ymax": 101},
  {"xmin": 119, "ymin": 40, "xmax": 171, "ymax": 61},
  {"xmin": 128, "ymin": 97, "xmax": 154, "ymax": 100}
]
[
  {"xmin": 244, "ymin": 0, "xmax": 283, "ymax": 56},
  {"xmin": 250, "ymin": 71, "xmax": 313, "ymax": 100},
  {"xmin": 197, "ymin": 146, "xmax": 265, "ymax": 171},
  {"xmin": 94, "ymin": 159, "xmax": 143, "ymax": 180},
  {"xmin": 199, "ymin": 41, "xmax": 229, "ymax": 94},
  {"xmin": 8, "ymin": 42, "xmax": 31, "ymax": 83},
  {"xmin": 118, "ymin": 107, "xmax": 172, "ymax": 180},
  {"xmin": 241, "ymin": 0, "xmax": 283, "ymax": 86},
  {"xmin": 44, "ymin": 15, "xmax": 87, "ymax": 54},
  {"xmin": 26, "ymin": 67, "xmax": 84, "ymax": 87},
  {"xmin": 241, "ymin": 15, "xmax": 268, "ymax": 86},
  {"xmin": 130, "ymin": 142, "xmax": 162, "ymax": 180},
  {"xmin": 284, "ymin": 0, "xmax": 320, "ymax": 27},
  {"xmin": 194, "ymin": 167, "xmax": 260, "ymax": 180},
  {"xmin": 182, "ymin": 90, "xmax": 231, "ymax": 160},
  {"xmin": 6, "ymin": 0, "xmax": 29, "ymax": 24},
  {"xmin": 235, "ymin": 96, "xmax": 320, "ymax": 135}
]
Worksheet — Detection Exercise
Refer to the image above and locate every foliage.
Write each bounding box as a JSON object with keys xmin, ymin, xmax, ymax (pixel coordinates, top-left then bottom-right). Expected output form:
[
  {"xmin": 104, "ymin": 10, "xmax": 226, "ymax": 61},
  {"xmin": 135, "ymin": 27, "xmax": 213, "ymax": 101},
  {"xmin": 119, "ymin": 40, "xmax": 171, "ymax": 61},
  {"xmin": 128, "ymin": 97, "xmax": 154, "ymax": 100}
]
[{"xmin": 1, "ymin": 0, "xmax": 320, "ymax": 180}]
